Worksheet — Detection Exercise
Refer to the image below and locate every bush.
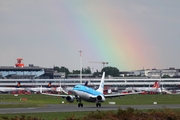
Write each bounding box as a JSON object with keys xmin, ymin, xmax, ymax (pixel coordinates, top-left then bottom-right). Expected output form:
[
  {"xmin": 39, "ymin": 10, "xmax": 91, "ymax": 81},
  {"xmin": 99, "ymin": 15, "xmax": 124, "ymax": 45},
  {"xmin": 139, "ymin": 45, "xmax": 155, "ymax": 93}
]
[
  {"xmin": 1, "ymin": 108, "xmax": 180, "ymax": 120},
  {"xmin": 66, "ymin": 107, "xmax": 180, "ymax": 120}
]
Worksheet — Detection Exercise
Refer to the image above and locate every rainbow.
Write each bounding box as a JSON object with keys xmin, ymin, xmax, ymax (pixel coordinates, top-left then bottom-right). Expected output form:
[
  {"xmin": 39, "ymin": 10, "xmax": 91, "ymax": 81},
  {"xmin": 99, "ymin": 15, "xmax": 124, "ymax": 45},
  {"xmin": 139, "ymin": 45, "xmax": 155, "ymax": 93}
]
[{"xmin": 54, "ymin": 1, "xmax": 159, "ymax": 70}]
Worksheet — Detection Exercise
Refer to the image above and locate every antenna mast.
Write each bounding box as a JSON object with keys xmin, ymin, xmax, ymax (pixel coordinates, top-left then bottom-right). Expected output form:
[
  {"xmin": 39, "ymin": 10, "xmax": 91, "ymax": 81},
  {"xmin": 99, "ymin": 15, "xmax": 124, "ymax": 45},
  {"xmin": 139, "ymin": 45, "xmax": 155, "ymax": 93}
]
[{"xmin": 79, "ymin": 51, "xmax": 82, "ymax": 84}]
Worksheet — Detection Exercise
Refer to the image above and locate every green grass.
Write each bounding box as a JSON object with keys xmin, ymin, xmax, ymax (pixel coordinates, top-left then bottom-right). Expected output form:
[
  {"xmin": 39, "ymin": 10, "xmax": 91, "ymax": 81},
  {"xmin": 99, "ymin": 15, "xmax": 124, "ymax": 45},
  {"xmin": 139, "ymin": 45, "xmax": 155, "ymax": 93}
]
[
  {"xmin": 104, "ymin": 94, "xmax": 180, "ymax": 105},
  {"xmin": 0, "ymin": 94, "xmax": 63, "ymax": 108},
  {"xmin": 0, "ymin": 94, "xmax": 180, "ymax": 108}
]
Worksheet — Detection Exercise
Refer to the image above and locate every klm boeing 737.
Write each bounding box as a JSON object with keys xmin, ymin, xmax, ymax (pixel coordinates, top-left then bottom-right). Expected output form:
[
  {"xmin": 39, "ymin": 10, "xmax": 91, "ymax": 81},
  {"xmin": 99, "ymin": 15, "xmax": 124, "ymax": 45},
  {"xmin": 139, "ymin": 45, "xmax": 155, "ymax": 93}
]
[{"xmin": 41, "ymin": 72, "xmax": 141, "ymax": 107}]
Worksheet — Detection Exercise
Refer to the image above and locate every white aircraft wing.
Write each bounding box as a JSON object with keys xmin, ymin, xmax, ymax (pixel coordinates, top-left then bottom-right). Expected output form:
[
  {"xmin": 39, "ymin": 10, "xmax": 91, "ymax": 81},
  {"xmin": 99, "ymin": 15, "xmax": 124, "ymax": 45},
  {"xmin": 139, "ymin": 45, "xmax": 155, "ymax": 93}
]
[
  {"xmin": 104, "ymin": 92, "xmax": 142, "ymax": 98},
  {"xmin": 41, "ymin": 93, "xmax": 75, "ymax": 98}
]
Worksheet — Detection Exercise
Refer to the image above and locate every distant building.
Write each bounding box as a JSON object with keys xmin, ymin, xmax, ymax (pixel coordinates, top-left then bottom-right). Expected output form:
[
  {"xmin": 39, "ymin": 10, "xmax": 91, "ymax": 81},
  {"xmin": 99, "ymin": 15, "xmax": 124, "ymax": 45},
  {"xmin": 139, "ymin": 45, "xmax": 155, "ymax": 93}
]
[
  {"xmin": 53, "ymin": 72, "xmax": 65, "ymax": 79},
  {"xmin": 147, "ymin": 68, "xmax": 179, "ymax": 78},
  {"xmin": 119, "ymin": 71, "xmax": 134, "ymax": 77},
  {"xmin": 0, "ymin": 58, "xmax": 64, "ymax": 79},
  {"xmin": 122, "ymin": 68, "xmax": 180, "ymax": 78},
  {"xmin": 67, "ymin": 74, "xmax": 93, "ymax": 78}
]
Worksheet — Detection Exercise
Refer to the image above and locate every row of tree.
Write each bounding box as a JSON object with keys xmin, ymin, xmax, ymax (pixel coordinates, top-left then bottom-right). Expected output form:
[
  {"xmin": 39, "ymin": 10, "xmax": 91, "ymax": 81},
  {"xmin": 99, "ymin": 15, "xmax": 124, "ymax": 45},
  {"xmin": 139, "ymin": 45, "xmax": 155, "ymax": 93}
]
[
  {"xmin": 54, "ymin": 66, "xmax": 176, "ymax": 78},
  {"xmin": 54, "ymin": 66, "xmax": 120, "ymax": 77}
]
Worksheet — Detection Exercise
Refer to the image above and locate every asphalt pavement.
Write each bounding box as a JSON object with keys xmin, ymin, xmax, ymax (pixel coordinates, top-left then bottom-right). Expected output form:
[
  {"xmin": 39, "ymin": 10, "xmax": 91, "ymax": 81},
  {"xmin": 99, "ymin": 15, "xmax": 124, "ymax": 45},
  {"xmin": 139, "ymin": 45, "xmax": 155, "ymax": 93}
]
[{"xmin": 0, "ymin": 104, "xmax": 180, "ymax": 114}]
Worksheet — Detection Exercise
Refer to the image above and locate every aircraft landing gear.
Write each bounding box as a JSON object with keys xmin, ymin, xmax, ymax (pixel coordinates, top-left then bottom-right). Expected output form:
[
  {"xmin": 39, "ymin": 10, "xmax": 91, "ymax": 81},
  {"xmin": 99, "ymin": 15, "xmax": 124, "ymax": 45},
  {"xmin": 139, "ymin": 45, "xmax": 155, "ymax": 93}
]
[
  {"xmin": 77, "ymin": 98, "xmax": 83, "ymax": 107},
  {"xmin": 96, "ymin": 103, "xmax": 101, "ymax": 107},
  {"xmin": 78, "ymin": 103, "xmax": 83, "ymax": 107}
]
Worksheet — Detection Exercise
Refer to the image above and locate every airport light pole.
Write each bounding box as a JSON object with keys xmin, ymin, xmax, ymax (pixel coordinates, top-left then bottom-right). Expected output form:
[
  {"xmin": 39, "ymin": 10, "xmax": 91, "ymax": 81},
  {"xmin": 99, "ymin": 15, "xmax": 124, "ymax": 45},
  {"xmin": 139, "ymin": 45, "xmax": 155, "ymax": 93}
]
[{"xmin": 79, "ymin": 50, "xmax": 82, "ymax": 84}]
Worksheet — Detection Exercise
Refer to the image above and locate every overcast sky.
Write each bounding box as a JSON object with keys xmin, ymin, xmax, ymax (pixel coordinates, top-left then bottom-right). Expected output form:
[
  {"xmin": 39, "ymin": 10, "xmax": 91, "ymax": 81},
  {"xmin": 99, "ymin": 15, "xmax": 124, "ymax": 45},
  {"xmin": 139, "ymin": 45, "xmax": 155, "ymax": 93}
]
[{"xmin": 0, "ymin": 0, "xmax": 180, "ymax": 71}]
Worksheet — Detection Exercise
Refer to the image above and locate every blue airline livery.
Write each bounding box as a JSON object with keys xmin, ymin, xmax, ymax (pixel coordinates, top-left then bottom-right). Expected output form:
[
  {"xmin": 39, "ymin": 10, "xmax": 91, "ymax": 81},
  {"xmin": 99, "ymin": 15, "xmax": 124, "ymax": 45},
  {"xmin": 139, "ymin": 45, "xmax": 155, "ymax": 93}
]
[{"xmin": 41, "ymin": 72, "xmax": 141, "ymax": 107}]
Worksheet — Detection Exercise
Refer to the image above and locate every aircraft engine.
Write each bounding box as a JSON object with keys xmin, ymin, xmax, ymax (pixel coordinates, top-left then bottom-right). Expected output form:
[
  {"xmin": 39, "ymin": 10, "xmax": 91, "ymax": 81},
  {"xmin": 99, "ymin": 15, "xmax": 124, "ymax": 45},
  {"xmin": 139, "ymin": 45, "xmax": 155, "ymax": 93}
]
[
  {"xmin": 66, "ymin": 95, "xmax": 74, "ymax": 103},
  {"xmin": 96, "ymin": 95, "xmax": 105, "ymax": 102}
]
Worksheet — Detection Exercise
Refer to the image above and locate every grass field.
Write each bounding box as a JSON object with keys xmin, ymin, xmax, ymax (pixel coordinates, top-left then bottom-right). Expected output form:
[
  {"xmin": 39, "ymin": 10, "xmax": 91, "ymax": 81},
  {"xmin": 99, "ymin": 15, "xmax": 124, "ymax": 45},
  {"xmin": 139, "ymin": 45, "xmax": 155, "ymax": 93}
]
[
  {"xmin": 0, "ymin": 94, "xmax": 180, "ymax": 120},
  {"xmin": 0, "ymin": 94, "xmax": 180, "ymax": 107}
]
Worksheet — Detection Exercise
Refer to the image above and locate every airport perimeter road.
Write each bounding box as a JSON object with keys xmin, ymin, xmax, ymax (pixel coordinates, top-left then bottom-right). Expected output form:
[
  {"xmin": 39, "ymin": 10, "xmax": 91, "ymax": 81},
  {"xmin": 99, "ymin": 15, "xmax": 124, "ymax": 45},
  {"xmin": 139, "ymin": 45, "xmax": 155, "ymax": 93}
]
[{"xmin": 0, "ymin": 104, "xmax": 180, "ymax": 114}]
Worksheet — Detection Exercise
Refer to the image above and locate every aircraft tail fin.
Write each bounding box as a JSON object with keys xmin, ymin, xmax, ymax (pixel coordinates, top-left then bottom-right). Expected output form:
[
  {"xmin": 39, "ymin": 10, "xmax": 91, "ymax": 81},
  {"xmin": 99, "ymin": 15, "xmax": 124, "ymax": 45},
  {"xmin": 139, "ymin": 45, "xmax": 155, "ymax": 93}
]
[
  {"xmin": 40, "ymin": 85, "xmax": 42, "ymax": 93},
  {"xmin": 152, "ymin": 81, "xmax": 160, "ymax": 88},
  {"xmin": 96, "ymin": 72, "xmax": 105, "ymax": 94},
  {"xmin": 16, "ymin": 82, "xmax": 21, "ymax": 88},
  {"xmin": 47, "ymin": 82, "xmax": 52, "ymax": 88},
  {"xmin": 84, "ymin": 81, "xmax": 88, "ymax": 86}
]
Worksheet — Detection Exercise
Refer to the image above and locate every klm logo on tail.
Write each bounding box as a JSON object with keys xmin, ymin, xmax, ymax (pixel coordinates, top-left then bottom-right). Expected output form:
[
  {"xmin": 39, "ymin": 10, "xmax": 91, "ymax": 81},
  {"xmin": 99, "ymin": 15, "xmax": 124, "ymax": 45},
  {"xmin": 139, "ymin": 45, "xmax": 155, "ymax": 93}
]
[
  {"xmin": 16, "ymin": 82, "xmax": 21, "ymax": 88},
  {"xmin": 47, "ymin": 82, "xmax": 52, "ymax": 88},
  {"xmin": 152, "ymin": 81, "xmax": 160, "ymax": 88}
]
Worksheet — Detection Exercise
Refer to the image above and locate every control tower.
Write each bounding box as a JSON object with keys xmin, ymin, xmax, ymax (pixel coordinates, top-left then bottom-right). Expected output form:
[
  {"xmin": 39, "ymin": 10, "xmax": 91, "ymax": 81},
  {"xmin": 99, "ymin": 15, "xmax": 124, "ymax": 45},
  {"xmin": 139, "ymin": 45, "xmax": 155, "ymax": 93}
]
[{"xmin": 15, "ymin": 58, "xmax": 24, "ymax": 67}]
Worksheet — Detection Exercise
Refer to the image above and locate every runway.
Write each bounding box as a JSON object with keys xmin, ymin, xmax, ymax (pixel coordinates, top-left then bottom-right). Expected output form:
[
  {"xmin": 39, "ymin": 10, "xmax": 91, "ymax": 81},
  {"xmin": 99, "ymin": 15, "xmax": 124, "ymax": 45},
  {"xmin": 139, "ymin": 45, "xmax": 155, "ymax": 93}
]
[{"xmin": 0, "ymin": 104, "xmax": 180, "ymax": 114}]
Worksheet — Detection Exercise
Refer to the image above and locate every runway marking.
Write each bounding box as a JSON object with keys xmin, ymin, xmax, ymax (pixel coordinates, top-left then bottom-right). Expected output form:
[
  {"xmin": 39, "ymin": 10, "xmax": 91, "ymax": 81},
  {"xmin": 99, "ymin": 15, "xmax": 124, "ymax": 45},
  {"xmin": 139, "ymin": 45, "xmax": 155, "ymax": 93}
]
[{"xmin": 0, "ymin": 108, "xmax": 36, "ymax": 110}]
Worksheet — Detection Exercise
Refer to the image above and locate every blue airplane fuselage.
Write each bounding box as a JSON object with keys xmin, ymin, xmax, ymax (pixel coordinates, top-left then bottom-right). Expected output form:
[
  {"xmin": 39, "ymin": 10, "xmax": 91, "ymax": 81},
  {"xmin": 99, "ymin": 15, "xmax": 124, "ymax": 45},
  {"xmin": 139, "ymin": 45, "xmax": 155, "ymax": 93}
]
[{"xmin": 73, "ymin": 85, "xmax": 104, "ymax": 102}]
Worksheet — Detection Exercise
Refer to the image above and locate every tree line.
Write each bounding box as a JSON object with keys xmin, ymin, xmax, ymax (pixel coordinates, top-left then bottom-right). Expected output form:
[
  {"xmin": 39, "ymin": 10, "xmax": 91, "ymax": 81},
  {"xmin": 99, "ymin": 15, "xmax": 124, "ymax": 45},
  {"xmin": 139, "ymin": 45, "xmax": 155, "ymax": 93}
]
[{"xmin": 54, "ymin": 66, "xmax": 120, "ymax": 77}]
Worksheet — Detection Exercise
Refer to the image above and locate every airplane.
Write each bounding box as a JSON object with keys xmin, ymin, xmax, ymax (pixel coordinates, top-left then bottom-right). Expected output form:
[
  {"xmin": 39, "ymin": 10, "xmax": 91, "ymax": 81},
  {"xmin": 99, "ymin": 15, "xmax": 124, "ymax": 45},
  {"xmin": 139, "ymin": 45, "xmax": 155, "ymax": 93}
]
[
  {"xmin": 0, "ymin": 82, "xmax": 24, "ymax": 93},
  {"xmin": 124, "ymin": 81, "xmax": 172, "ymax": 94},
  {"xmin": 125, "ymin": 81, "xmax": 171, "ymax": 94},
  {"xmin": 26, "ymin": 82, "xmax": 53, "ymax": 93},
  {"xmin": 125, "ymin": 81, "xmax": 161, "ymax": 92},
  {"xmin": 41, "ymin": 72, "xmax": 141, "ymax": 107}
]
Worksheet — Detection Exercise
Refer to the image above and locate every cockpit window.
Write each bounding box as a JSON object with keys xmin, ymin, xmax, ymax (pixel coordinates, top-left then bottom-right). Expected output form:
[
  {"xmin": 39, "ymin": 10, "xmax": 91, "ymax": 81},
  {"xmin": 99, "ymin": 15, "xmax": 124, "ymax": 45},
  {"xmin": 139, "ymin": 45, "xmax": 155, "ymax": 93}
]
[{"xmin": 74, "ymin": 86, "xmax": 81, "ymax": 88}]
